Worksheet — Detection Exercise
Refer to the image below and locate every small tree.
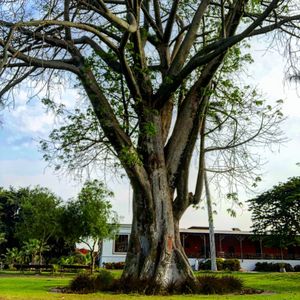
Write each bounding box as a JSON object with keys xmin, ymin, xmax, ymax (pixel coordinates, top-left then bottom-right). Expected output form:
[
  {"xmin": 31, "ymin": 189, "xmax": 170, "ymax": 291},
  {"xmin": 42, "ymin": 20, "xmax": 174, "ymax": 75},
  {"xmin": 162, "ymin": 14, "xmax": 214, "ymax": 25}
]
[
  {"xmin": 62, "ymin": 180, "xmax": 119, "ymax": 273},
  {"xmin": 248, "ymin": 177, "xmax": 300, "ymax": 250},
  {"xmin": 4, "ymin": 247, "xmax": 23, "ymax": 265},
  {"xmin": 15, "ymin": 186, "xmax": 62, "ymax": 264},
  {"xmin": 21, "ymin": 239, "xmax": 50, "ymax": 264}
]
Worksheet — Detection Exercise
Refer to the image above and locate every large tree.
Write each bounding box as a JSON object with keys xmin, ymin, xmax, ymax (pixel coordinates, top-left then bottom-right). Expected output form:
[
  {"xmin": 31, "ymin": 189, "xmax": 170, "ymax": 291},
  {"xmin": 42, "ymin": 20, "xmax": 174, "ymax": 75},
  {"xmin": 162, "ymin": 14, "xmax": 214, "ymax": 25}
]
[
  {"xmin": 248, "ymin": 176, "xmax": 300, "ymax": 249},
  {"xmin": 1, "ymin": 0, "xmax": 300, "ymax": 288}
]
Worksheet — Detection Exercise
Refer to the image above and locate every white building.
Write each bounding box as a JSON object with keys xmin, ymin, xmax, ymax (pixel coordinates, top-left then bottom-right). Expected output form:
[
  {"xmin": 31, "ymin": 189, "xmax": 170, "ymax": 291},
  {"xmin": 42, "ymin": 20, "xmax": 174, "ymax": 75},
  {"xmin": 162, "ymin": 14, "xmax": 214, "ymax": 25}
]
[{"xmin": 100, "ymin": 224, "xmax": 300, "ymax": 271}]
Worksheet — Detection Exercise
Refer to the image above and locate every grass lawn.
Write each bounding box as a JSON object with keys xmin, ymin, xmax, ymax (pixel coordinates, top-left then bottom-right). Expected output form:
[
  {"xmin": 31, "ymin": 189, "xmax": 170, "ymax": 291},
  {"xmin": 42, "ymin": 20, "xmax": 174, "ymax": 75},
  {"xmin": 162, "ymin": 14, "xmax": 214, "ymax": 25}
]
[{"xmin": 0, "ymin": 271, "xmax": 299, "ymax": 300}]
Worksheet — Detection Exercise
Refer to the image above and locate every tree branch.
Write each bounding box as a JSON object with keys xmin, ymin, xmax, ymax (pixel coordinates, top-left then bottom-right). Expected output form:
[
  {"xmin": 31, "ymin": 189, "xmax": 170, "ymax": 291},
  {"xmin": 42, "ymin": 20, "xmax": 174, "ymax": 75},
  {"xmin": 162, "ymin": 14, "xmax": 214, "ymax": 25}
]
[
  {"xmin": 0, "ymin": 19, "xmax": 119, "ymax": 52},
  {"xmin": 155, "ymin": 0, "xmax": 283, "ymax": 108},
  {"xmin": 97, "ymin": 0, "xmax": 138, "ymax": 33},
  {"xmin": 163, "ymin": 0, "xmax": 180, "ymax": 43},
  {"xmin": 0, "ymin": 39, "xmax": 80, "ymax": 73},
  {"xmin": 0, "ymin": 67, "xmax": 37, "ymax": 99},
  {"xmin": 168, "ymin": 0, "xmax": 210, "ymax": 76}
]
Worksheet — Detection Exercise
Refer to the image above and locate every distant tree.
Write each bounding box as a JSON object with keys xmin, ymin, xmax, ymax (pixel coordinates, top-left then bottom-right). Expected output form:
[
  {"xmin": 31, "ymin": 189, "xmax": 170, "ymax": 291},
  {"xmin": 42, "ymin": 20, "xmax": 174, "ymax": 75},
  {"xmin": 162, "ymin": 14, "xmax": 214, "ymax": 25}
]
[
  {"xmin": 248, "ymin": 177, "xmax": 300, "ymax": 250},
  {"xmin": 15, "ymin": 186, "xmax": 62, "ymax": 264},
  {"xmin": 0, "ymin": 187, "xmax": 27, "ymax": 253},
  {"xmin": 42, "ymin": 237, "xmax": 74, "ymax": 264},
  {"xmin": 0, "ymin": 186, "xmax": 72, "ymax": 262},
  {"xmin": 61, "ymin": 180, "xmax": 119, "ymax": 273}
]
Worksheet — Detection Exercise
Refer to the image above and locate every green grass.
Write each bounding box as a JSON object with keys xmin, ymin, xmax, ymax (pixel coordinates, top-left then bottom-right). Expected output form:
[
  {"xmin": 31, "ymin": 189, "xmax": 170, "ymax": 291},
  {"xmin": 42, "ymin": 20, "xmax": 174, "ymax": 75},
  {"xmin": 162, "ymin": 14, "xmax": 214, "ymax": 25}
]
[{"xmin": 0, "ymin": 271, "xmax": 300, "ymax": 300}]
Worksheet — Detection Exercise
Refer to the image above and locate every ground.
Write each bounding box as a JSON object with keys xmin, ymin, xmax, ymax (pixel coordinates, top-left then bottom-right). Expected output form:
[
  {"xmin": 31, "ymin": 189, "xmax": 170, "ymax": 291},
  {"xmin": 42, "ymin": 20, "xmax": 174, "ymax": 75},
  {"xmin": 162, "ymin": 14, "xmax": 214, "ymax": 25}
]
[{"xmin": 0, "ymin": 271, "xmax": 300, "ymax": 299}]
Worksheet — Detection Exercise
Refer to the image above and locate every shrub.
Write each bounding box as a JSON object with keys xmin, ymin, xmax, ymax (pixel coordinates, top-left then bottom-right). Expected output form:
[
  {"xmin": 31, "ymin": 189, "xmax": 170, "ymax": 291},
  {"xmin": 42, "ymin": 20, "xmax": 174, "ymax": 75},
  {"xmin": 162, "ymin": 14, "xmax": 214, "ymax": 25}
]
[
  {"xmin": 199, "ymin": 258, "xmax": 224, "ymax": 270},
  {"xmin": 52, "ymin": 264, "xmax": 59, "ymax": 273},
  {"xmin": 197, "ymin": 275, "xmax": 222, "ymax": 294},
  {"xmin": 216, "ymin": 258, "xmax": 225, "ymax": 270},
  {"xmin": 69, "ymin": 270, "xmax": 115, "ymax": 293},
  {"xmin": 223, "ymin": 259, "xmax": 240, "ymax": 271},
  {"xmin": 69, "ymin": 273, "xmax": 95, "ymax": 293},
  {"xmin": 59, "ymin": 252, "xmax": 90, "ymax": 265},
  {"xmin": 111, "ymin": 275, "xmax": 243, "ymax": 295},
  {"xmin": 254, "ymin": 262, "xmax": 294, "ymax": 272},
  {"xmin": 279, "ymin": 263, "xmax": 294, "ymax": 272},
  {"xmin": 112, "ymin": 278, "xmax": 160, "ymax": 295},
  {"xmin": 73, "ymin": 252, "xmax": 89, "ymax": 265},
  {"xmin": 197, "ymin": 275, "xmax": 243, "ymax": 294},
  {"xmin": 69, "ymin": 272, "xmax": 244, "ymax": 295},
  {"xmin": 8, "ymin": 264, "xmax": 17, "ymax": 271},
  {"xmin": 198, "ymin": 259, "xmax": 210, "ymax": 270},
  {"xmin": 294, "ymin": 265, "xmax": 300, "ymax": 272},
  {"xmin": 103, "ymin": 261, "xmax": 125, "ymax": 269},
  {"xmin": 255, "ymin": 262, "xmax": 274, "ymax": 272},
  {"xmin": 198, "ymin": 258, "xmax": 239, "ymax": 271},
  {"xmin": 219, "ymin": 275, "xmax": 243, "ymax": 292},
  {"xmin": 94, "ymin": 269, "xmax": 114, "ymax": 291}
]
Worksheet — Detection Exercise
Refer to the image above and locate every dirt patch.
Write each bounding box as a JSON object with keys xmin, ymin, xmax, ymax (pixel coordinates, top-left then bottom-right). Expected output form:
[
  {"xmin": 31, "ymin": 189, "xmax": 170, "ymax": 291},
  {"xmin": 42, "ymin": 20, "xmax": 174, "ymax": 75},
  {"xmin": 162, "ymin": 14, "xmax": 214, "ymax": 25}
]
[
  {"xmin": 240, "ymin": 288, "xmax": 275, "ymax": 295},
  {"xmin": 51, "ymin": 286, "xmax": 275, "ymax": 296},
  {"xmin": 50, "ymin": 287, "xmax": 70, "ymax": 293}
]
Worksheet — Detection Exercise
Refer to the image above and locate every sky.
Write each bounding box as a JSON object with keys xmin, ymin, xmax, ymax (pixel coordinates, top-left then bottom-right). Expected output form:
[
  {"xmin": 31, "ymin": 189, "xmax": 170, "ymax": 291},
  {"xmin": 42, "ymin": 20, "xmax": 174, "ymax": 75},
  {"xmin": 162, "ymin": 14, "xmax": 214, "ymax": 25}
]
[{"xmin": 0, "ymin": 40, "xmax": 300, "ymax": 232}]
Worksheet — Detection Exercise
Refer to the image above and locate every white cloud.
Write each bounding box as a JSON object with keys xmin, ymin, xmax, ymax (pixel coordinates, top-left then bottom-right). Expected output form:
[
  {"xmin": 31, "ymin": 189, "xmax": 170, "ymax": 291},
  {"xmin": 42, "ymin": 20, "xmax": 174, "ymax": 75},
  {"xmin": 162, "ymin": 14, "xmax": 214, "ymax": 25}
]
[
  {"xmin": 0, "ymin": 159, "xmax": 79, "ymax": 201},
  {"xmin": 2, "ymin": 80, "xmax": 82, "ymax": 138}
]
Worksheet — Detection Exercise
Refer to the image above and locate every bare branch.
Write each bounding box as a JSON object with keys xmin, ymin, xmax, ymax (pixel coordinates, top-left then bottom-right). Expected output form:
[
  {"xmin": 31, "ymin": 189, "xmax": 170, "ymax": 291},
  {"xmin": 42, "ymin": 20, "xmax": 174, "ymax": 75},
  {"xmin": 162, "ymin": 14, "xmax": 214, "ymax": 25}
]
[{"xmin": 0, "ymin": 66, "xmax": 37, "ymax": 99}]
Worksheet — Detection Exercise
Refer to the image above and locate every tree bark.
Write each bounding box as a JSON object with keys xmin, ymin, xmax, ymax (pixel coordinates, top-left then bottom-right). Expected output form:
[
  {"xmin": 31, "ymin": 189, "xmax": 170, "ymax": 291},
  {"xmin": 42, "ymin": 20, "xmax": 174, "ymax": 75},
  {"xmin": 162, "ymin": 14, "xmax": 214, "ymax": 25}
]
[
  {"xmin": 204, "ymin": 170, "xmax": 217, "ymax": 272},
  {"xmin": 122, "ymin": 187, "xmax": 194, "ymax": 288},
  {"xmin": 90, "ymin": 249, "xmax": 95, "ymax": 274},
  {"xmin": 122, "ymin": 114, "xmax": 194, "ymax": 289}
]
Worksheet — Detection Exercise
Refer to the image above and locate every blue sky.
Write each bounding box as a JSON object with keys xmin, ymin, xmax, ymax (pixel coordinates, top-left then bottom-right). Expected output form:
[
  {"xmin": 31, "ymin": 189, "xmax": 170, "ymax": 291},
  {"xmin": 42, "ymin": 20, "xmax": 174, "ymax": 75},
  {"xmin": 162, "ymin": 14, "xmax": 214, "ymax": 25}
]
[{"xmin": 1, "ymin": 42, "xmax": 300, "ymax": 231}]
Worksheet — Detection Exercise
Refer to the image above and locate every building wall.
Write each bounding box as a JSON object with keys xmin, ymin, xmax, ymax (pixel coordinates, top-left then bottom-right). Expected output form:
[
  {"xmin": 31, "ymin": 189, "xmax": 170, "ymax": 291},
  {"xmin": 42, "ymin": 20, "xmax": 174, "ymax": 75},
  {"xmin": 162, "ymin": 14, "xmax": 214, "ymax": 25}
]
[
  {"xmin": 100, "ymin": 225, "xmax": 300, "ymax": 269},
  {"xmin": 100, "ymin": 224, "xmax": 131, "ymax": 266},
  {"xmin": 182, "ymin": 233, "xmax": 300, "ymax": 260},
  {"xmin": 240, "ymin": 259, "xmax": 300, "ymax": 271},
  {"xmin": 188, "ymin": 258, "xmax": 300, "ymax": 271}
]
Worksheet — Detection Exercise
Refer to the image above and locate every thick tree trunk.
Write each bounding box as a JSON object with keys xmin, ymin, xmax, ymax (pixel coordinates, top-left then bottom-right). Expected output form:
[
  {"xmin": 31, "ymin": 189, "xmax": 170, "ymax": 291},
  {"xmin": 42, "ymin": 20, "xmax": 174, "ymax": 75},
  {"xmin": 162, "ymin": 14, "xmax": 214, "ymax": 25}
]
[
  {"xmin": 122, "ymin": 114, "xmax": 194, "ymax": 289},
  {"xmin": 122, "ymin": 188, "xmax": 194, "ymax": 288}
]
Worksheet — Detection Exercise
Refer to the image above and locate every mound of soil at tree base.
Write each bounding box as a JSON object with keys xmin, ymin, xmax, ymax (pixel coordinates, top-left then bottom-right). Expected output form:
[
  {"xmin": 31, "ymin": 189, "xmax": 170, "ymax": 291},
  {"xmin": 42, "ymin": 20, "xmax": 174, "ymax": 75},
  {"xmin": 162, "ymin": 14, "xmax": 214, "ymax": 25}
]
[{"xmin": 50, "ymin": 286, "xmax": 273, "ymax": 295}]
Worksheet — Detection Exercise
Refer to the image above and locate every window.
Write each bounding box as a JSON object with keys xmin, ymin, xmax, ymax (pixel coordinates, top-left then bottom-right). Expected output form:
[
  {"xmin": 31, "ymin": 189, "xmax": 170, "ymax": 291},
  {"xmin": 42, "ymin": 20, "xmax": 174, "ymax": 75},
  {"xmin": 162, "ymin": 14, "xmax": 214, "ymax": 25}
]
[{"xmin": 114, "ymin": 234, "xmax": 129, "ymax": 253}]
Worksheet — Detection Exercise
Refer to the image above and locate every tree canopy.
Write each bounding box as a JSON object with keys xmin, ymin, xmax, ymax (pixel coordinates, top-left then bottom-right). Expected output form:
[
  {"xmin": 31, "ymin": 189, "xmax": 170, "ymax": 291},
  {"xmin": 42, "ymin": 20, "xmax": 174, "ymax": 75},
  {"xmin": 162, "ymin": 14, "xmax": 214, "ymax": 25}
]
[
  {"xmin": 248, "ymin": 177, "xmax": 300, "ymax": 248},
  {"xmin": 0, "ymin": 186, "xmax": 73, "ymax": 263},
  {"xmin": 61, "ymin": 179, "xmax": 119, "ymax": 272},
  {"xmin": 0, "ymin": 183, "xmax": 116, "ymax": 265},
  {"xmin": 0, "ymin": 187, "xmax": 27, "ymax": 252},
  {"xmin": 15, "ymin": 186, "xmax": 61, "ymax": 245},
  {"xmin": 1, "ymin": 0, "xmax": 300, "ymax": 288}
]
